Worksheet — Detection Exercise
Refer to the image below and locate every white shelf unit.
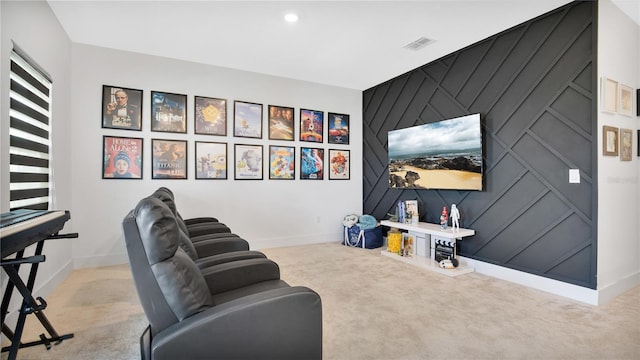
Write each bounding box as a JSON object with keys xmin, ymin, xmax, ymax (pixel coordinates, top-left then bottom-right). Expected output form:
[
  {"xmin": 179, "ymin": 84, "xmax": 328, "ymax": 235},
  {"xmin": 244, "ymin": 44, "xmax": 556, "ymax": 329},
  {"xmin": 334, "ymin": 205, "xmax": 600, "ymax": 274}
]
[{"xmin": 380, "ymin": 220, "xmax": 476, "ymax": 277}]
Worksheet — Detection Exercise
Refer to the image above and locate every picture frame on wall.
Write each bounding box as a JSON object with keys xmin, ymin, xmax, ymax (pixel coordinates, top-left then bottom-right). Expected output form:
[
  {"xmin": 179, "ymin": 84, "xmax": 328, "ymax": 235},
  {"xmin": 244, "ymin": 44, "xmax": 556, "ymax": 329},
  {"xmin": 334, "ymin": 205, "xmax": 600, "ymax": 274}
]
[
  {"xmin": 300, "ymin": 109, "xmax": 323, "ymax": 143},
  {"xmin": 300, "ymin": 147, "xmax": 324, "ymax": 180},
  {"xmin": 102, "ymin": 136, "xmax": 143, "ymax": 179},
  {"xmin": 268, "ymin": 145, "xmax": 295, "ymax": 180},
  {"xmin": 234, "ymin": 144, "xmax": 263, "ymax": 180},
  {"xmin": 268, "ymin": 105, "xmax": 295, "ymax": 141},
  {"xmin": 234, "ymin": 101, "xmax": 263, "ymax": 138},
  {"xmin": 151, "ymin": 91, "xmax": 187, "ymax": 133},
  {"xmin": 620, "ymin": 128, "xmax": 632, "ymax": 161},
  {"xmin": 619, "ymin": 84, "xmax": 633, "ymax": 117},
  {"xmin": 328, "ymin": 149, "xmax": 350, "ymax": 180},
  {"xmin": 195, "ymin": 141, "xmax": 227, "ymax": 179},
  {"xmin": 602, "ymin": 125, "xmax": 618, "ymax": 156},
  {"xmin": 151, "ymin": 139, "xmax": 187, "ymax": 179},
  {"xmin": 194, "ymin": 96, "xmax": 227, "ymax": 136},
  {"xmin": 328, "ymin": 112, "xmax": 350, "ymax": 144},
  {"xmin": 601, "ymin": 77, "xmax": 618, "ymax": 113},
  {"xmin": 101, "ymin": 85, "xmax": 143, "ymax": 131}
]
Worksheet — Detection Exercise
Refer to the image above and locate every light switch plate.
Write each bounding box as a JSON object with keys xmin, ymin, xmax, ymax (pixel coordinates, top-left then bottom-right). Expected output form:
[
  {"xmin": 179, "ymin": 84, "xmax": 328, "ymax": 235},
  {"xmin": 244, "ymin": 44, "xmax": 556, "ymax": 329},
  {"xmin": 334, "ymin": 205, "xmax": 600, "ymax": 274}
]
[{"xmin": 569, "ymin": 169, "xmax": 580, "ymax": 183}]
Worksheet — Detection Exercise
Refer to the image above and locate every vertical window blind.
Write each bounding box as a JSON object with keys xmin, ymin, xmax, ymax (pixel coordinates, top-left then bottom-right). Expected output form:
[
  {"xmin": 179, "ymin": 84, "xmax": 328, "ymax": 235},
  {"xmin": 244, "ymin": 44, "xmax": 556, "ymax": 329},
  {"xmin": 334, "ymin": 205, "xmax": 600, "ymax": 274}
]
[{"xmin": 9, "ymin": 49, "xmax": 52, "ymax": 211}]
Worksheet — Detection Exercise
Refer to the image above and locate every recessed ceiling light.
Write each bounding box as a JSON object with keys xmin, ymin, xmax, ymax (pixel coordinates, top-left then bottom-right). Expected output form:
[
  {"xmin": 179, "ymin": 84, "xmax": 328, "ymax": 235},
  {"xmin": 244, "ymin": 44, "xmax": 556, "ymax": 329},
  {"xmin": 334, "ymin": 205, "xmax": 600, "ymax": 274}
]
[{"xmin": 284, "ymin": 13, "xmax": 299, "ymax": 23}]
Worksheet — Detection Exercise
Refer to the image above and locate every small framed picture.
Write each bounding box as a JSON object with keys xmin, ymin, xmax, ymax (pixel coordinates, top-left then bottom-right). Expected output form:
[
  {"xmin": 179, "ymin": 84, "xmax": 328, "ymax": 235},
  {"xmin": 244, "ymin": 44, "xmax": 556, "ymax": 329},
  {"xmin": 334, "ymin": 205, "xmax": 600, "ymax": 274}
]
[
  {"xmin": 151, "ymin": 139, "xmax": 187, "ymax": 179},
  {"xmin": 102, "ymin": 136, "xmax": 143, "ymax": 179},
  {"xmin": 269, "ymin": 145, "xmax": 295, "ymax": 180},
  {"xmin": 328, "ymin": 149, "xmax": 350, "ymax": 180},
  {"xmin": 234, "ymin": 101, "xmax": 263, "ymax": 138},
  {"xmin": 300, "ymin": 147, "xmax": 324, "ymax": 180},
  {"xmin": 195, "ymin": 96, "xmax": 227, "ymax": 136},
  {"xmin": 328, "ymin": 112, "xmax": 349, "ymax": 144},
  {"xmin": 234, "ymin": 144, "xmax": 263, "ymax": 180},
  {"xmin": 601, "ymin": 77, "xmax": 618, "ymax": 113},
  {"xmin": 268, "ymin": 105, "xmax": 295, "ymax": 141},
  {"xmin": 620, "ymin": 128, "xmax": 632, "ymax": 161},
  {"xmin": 151, "ymin": 91, "xmax": 187, "ymax": 133},
  {"xmin": 195, "ymin": 141, "xmax": 227, "ymax": 179},
  {"xmin": 619, "ymin": 84, "xmax": 633, "ymax": 117},
  {"xmin": 602, "ymin": 125, "xmax": 618, "ymax": 156},
  {"xmin": 402, "ymin": 233, "xmax": 415, "ymax": 257},
  {"xmin": 102, "ymin": 85, "xmax": 142, "ymax": 130},
  {"xmin": 300, "ymin": 109, "xmax": 323, "ymax": 143}
]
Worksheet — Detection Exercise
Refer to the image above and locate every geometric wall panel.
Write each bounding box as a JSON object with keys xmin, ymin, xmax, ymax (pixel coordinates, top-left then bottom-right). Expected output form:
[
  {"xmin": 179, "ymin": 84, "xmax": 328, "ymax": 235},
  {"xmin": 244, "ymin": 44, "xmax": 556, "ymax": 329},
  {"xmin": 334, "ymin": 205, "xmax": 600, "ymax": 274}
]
[{"xmin": 362, "ymin": 1, "xmax": 597, "ymax": 288}]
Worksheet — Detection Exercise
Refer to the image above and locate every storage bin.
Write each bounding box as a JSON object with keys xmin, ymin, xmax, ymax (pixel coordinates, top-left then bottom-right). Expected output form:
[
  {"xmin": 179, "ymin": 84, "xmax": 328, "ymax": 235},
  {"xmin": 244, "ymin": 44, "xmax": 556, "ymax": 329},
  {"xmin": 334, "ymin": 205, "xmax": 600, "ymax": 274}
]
[{"xmin": 343, "ymin": 225, "xmax": 383, "ymax": 249}]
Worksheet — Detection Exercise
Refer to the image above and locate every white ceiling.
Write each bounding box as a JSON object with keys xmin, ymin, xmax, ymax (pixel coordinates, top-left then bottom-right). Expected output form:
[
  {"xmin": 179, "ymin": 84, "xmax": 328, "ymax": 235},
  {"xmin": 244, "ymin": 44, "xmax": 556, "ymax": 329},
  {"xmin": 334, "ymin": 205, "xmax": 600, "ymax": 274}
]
[{"xmin": 47, "ymin": 0, "xmax": 615, "ymax": 91}]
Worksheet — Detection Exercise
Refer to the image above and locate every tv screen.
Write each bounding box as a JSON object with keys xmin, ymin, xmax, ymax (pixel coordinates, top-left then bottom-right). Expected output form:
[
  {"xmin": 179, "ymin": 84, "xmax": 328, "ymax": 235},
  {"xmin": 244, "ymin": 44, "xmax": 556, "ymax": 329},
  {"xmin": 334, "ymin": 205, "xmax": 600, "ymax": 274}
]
[{"xmin": 388, "ymin": 113, "xmax": 483, "ymax": 190}]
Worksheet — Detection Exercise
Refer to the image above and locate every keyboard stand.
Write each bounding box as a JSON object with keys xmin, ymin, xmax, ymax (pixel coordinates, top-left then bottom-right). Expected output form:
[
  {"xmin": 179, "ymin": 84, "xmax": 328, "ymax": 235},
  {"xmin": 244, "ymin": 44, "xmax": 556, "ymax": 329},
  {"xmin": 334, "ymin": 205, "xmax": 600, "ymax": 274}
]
[{"xmin": 1, "ymin": 233, "xmax": 77, "ymax": 360}]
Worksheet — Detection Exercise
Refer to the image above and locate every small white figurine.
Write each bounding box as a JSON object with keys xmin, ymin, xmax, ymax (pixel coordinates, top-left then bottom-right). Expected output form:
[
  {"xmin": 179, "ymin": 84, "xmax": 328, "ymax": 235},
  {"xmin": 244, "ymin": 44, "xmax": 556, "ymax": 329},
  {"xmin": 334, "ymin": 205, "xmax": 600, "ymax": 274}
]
[{"xmin": 450, "ymin": 204, "xmax": 460, "ymax": 232}]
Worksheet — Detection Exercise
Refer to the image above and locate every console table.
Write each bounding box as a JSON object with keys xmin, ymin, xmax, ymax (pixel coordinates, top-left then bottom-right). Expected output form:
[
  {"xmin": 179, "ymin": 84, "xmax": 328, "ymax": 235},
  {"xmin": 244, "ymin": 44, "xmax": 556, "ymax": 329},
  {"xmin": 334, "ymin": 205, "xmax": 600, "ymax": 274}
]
[{"xmin": 380, "ymin": 220, "xmax": 475, "ymax": 277}]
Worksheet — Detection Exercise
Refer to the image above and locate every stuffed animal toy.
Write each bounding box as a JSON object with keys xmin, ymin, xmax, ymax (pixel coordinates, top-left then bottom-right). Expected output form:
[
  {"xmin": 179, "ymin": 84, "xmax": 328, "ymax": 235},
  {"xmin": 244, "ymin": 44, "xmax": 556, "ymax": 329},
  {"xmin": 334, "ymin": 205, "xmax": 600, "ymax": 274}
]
[{"xmin": 343, "ymin": 214, "xmax": 358, "ymax": 227}]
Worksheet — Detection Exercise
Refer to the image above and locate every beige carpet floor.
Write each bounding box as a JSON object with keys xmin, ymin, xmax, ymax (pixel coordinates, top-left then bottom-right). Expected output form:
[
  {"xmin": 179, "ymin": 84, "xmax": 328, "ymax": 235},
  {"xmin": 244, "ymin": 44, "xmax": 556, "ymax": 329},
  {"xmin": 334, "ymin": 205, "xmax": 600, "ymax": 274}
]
[{"xmin": 2, "ymin": 242, "xmax": 639, "ymax": 360}]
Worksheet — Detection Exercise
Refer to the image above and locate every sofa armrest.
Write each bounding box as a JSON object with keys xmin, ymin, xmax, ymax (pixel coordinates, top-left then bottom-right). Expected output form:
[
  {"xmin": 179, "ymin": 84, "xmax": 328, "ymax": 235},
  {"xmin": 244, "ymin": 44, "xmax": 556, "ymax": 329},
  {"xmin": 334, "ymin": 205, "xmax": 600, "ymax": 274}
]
[
  {"xmin": 193, "ymin": 238, "xmax": 250, "ymax": 257},
  {"xmin": 189, "ymin": 232, "xmax": 241, "ymax": 243},
  {"xmin": 187, "ymin": 222, "xmax": 231, "ymax": 237},
  {"xmin": 183, "ymin": 216, "xmax": 219, "ymax": 225},
  {"xmin": 200, "ymin": 258, "xmax": 280, "ymax": 294},
  {"xmin": 195, "ymin": 251, "xmax": 266, "ymax": 269},
  {"xmin": 151, "ymin": 286, "xmax": 322, "ymax": 360}
]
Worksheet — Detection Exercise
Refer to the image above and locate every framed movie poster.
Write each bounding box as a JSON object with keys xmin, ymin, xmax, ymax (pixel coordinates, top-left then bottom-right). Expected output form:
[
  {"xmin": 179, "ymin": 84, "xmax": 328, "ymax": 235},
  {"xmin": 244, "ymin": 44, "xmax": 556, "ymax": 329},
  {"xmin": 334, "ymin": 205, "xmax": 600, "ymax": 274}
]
[
  {"xmin": 269, "ymin": 145, "xmax": 295, "ymax": 180},
  {"xmin": 102, "ymin": 85, "xmax": 142, "ymax": 130},
  {"xmin": 195, "ymin": 141, "xmax": 227, "ymax": 179},
  {"xmin": 300, "ymin": 147, "xmax": 324, "ymax": 180},
  {"xmin": 268, "ymin": 105, "xmax": 294, "ymax": 141},
  {"xmin": 234, "ymin": 144, "xmax": 263, "ymax": 180},
  {"xmin": 151, "ymin": 139, "xmax": 187, "ymax": 179},
  {"xmin": 234, "ymin": 101, "xmax": 263, "ymax": 138},
  {"xmin": 328, "ymin": 149, "xmax": 350, "ymax": 180},
  {"xmin": 195, "ymin": 96, "xmax": 227, "ymax": 135},
  {"xmin": 151, "ymin": 91, "xmax": 187, "ymax": 133},
  {"xmin": 328, "ymin": 112, "xmax": 349, "ymax": 144},
  {"xmin": 300, "ymin": 109, "xmax": 323, "ymax": 143},
  {"xmin": 102, "ymin": 136, "xmax": 143, "ymax": 179}
]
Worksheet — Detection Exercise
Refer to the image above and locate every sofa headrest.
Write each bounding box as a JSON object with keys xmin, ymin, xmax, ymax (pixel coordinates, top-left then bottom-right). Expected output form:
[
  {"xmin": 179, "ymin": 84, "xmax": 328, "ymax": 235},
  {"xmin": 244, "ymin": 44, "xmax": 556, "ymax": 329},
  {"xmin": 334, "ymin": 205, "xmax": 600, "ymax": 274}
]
[{"xmin": 134, "ymin": 196, "xmax": 180, "ymax": 264}]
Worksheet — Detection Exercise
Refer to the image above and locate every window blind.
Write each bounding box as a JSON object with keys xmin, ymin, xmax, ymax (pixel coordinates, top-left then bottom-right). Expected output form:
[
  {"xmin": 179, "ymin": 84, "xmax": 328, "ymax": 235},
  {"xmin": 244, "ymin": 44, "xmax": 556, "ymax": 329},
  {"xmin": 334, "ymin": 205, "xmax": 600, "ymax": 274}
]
[{"xmin": 9, "ymin": 49, "xmax": 52, "ymax": 211}]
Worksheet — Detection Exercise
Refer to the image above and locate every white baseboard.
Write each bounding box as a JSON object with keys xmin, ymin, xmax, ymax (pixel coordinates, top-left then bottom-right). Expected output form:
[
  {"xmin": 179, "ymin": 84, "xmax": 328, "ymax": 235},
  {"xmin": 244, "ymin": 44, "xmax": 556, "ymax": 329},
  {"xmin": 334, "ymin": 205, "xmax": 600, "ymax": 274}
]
[
  {"xmin": 73, "ymin": 253, "xmax": 129, "ymax": 269},
  {"xmin": 462, "ymin": 256, "xmax": 640, "ymax": 306},
  {"xmin": 251, "ymin": 233, "xmax": 338, "ymax": 250}
]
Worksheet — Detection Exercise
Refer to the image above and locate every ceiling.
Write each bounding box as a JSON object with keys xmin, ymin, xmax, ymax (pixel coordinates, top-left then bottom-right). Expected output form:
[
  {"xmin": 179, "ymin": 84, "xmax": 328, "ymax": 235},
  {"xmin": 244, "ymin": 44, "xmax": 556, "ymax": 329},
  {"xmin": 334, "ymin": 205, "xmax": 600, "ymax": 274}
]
[{"xmin": 46, "ymin": 0, "xmax": 628, "ymax": 91}]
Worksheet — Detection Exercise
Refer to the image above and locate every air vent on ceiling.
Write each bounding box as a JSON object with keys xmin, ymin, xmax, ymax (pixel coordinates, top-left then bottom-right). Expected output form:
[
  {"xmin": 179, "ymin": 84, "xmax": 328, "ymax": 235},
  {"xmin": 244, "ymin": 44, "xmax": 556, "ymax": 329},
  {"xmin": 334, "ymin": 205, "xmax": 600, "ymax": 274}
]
[{"xmin": 403, "ymin": 37, "xmax": 435, "ymax": 51}]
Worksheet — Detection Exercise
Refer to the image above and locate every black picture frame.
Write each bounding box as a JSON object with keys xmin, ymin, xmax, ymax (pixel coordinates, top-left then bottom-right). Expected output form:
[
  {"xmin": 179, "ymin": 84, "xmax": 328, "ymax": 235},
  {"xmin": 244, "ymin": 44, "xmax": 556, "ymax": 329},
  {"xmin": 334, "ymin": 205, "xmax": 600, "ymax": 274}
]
[
  {"xmin": 268, "ymin": 105, "xmax": 295, "ymax": 141},
  {"xmin": 102, "ymin": 136, "xmax": 143, "ymax": 179},
  {"xmin": 300, "ymin": 147, "xmax": 324, "ymax": 180},
  {"xmin": 194, "ymin": 96, "xmax": 227, "ymax": 136},
  {"xmin": 300, "ymin": 108, "xmax": 324, "ymax": 143},
  {"xmin": 234, "ymin": 101, "xmax": 263, "ymax": 138},
  {"xmin": 151, "ymin": 139, "xmax": 188, "ymax": 179},
  {"xmin": 328, "ymin": 112, "xmax": 349, "ymax": 144},
  {"xmin": 637, "ymin": 89, "xmax": 639, "ymax": 116},
  {"xmin": 101, "ymin": 85, "xmax": 143, "ymax": 131},
  {"xmin": 195, "ymin": 141, "xmax": 227, "ymax": 179},
  {"xmin": 269, "ymin": 145, "xmax": 295, "ymax": 180},
  {"xmin": 328, "ymin": 149, "xmax": 350, "ymax": 180},
  {"xmin": 151, "ymin": 91, "xmax": 187, "ymax": 133},
  {"xmin": 234, "ymin": 144, "xmax": 263, "ymax": 180}
]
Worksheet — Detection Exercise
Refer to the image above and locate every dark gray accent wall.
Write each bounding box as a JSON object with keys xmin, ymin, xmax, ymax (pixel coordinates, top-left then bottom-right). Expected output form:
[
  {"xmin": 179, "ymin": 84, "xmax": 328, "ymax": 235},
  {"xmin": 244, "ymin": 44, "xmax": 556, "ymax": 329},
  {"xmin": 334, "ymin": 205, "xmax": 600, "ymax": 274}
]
[{"xmin": 363, "ymin": 1, "xmax": 597, "ymax": 289}]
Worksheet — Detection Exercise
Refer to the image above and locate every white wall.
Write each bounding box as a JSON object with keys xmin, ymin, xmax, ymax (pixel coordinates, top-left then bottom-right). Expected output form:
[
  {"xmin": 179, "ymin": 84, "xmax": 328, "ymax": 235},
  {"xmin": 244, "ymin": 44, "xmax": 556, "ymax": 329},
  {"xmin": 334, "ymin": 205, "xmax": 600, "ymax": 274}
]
[
  {"xmin": 597, "ymin": 0, "xmax": 640, "ymax": 303},
  {"xmin": 1, "ymin": 0, "xmax": 74, "ymax": 311},
  {"xmin": 69, "ymin": 44, "xmax": 363, "ymax": 267}
]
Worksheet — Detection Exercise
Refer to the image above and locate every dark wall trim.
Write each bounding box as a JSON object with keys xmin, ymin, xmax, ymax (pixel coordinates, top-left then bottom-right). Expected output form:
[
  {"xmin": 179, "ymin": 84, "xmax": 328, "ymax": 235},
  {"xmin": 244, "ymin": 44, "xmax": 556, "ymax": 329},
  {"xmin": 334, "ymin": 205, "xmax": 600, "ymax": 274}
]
[{"xmin": 363, "ymin": 1, "xmax": 597, "ymax": 289}]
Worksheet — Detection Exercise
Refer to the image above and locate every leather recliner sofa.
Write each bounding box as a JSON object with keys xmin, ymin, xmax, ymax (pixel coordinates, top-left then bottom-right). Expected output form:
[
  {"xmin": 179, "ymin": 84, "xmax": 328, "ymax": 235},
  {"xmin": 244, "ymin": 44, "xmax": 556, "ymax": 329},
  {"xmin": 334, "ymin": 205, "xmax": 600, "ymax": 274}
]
[{"xmin": 122, "ymin": 196, "xmax": 322, "ymax": 360}]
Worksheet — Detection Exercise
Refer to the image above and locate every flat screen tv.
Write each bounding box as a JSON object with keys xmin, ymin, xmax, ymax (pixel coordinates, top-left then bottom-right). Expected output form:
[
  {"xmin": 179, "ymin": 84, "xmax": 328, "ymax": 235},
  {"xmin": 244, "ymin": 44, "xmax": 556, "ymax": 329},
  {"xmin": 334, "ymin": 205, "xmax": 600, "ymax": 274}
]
[{"xmin": 388, "ymin": 113, "xmax": 483, "ymax": 190}]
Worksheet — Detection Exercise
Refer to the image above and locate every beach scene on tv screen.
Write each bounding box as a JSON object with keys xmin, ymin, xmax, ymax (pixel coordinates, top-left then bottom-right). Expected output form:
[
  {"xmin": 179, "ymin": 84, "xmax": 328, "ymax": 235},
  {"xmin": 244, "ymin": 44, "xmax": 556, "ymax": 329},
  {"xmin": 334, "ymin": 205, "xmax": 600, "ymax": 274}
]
[{"xmin": 388, "ymin": 114, "xmax": 483, "ymax": 190}]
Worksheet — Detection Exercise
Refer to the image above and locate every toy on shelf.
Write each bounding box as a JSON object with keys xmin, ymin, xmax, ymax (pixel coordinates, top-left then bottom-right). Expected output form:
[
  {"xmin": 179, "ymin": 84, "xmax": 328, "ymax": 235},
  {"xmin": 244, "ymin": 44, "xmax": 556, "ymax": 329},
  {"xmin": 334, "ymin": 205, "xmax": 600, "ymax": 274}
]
[
  {"xmin": 450, "ymin": 204, "xmax": 460, "ymax": 232},
  {"xmin": 439, "ymin": 206, "xmax": 448, "ymax": 229}
]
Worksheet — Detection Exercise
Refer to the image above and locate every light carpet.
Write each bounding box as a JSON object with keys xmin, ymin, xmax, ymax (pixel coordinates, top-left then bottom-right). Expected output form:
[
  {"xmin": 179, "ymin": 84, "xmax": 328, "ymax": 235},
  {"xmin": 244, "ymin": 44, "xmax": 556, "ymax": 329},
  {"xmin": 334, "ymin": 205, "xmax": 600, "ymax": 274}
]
[{"xmin": 2, "ymin": 242, "xmax": 639, "ymax": 359}]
